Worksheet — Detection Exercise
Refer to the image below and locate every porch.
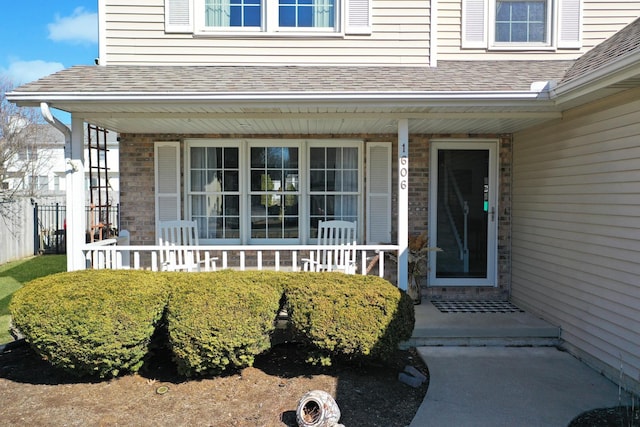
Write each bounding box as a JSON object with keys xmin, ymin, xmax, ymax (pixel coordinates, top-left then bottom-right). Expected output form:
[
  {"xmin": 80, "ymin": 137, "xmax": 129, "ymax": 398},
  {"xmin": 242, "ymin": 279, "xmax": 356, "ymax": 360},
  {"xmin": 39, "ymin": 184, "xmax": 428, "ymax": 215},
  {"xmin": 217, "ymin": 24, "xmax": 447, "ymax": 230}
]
[{"xmin": 404, "ymin": 300, "xmax": 560, "ymax": 348}]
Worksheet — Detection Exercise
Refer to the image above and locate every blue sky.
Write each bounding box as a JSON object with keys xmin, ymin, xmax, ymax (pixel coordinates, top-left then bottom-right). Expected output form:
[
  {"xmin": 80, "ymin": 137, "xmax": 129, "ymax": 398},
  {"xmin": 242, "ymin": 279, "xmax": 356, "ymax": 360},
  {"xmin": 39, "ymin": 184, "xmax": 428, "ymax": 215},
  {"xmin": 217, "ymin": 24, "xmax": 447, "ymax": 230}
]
[{"xmin": 0, "ymin": 2, "xmax": 98, "ymax": 86}]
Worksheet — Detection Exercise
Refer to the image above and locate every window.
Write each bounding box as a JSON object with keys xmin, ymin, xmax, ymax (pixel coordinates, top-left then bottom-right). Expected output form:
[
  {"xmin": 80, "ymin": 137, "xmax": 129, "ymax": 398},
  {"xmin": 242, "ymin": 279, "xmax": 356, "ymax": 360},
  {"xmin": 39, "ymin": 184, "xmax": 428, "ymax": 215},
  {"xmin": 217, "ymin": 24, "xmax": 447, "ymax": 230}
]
[
  {"xmin": 249, "ymin": 145, "xmax": 300, "ymax": 240},
  {"xmin": 279, "ymin": 0, "xmax": 336, "ymax": 28},
  {"xmin": 495, "ymin": 0, "xmax": 548, "ymax": 43},
  {"xmin": 168, "ymin": 0, "xmax": 372, "ymax": 35},
  {"xmin": 462, "ymin": 0, "xmax": 582, "ymax": 49},
  {"xmin": 188, "ymin": 144, "xmax": 240, "ymax": 239},
  {"xmin": 204, "ymin": 0, "xmax": 261, "ymax": 28},
  {"xmin": 199, "ymin": 0, "xmax": 337, "ymax": 32},
  {"xmin": 186, "ymin": 139, "xmax": 361, "ymax": 243},
  {"xmin": 309, "ymin": 144, "xmax": 358, "ymax": 237}
]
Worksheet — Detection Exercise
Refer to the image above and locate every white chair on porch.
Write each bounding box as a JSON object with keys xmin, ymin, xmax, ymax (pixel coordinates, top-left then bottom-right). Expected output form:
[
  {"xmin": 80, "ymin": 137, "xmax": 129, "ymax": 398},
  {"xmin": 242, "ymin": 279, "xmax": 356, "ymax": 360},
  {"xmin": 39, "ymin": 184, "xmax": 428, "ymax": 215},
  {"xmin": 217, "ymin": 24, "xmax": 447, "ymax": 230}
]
[
  {"xmin": 158, "ymin": 220, "xmax": 217, "ymax": 272},
  {"xmin": 302, "ymin": 220, "xmax": 357, "ymax": 274}
]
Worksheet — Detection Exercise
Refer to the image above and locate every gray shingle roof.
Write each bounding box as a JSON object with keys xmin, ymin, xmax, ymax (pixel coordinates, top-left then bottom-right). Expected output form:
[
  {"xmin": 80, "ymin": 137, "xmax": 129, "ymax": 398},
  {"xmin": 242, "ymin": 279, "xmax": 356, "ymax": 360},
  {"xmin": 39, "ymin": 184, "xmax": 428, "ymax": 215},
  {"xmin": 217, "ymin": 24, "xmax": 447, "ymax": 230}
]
[
  {"xmin": 14, "ymin": 61, "xmax": 573, "ymax": 95},
  {"xmin": 561, "ymin": 17, "xmax": 640, "ymax": 85}
]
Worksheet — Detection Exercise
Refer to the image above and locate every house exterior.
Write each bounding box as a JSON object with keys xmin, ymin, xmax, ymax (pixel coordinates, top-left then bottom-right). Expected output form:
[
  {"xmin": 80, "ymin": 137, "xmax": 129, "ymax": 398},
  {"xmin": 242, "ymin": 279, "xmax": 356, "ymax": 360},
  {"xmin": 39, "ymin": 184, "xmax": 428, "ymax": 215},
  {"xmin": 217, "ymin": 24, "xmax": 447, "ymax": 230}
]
[
  {"xmin": 7, "ymin": 0, "xmax": 640, "ymax": 393},
  {"xmin": 2, "ymin": 125, "xmax": 120, "ymax": 206}
]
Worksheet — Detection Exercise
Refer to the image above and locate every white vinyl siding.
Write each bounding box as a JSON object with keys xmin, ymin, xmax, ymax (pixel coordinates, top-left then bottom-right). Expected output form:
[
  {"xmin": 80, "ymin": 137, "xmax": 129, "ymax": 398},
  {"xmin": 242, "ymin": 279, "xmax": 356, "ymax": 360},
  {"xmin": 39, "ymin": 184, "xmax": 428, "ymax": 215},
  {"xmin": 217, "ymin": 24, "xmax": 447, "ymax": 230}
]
[
  {"xmin": 440, "ymin": 0, "xmax": 640, "ymax": 59},
  {"xmin": 103, "ymin": 0, "xmax": 430, "ymax": 66},
  {"xmin": 155, "ymin": 141, "xmax": 181, "ymax": 225},
  {"xmin": 511, "ymin": 89, "xmax": 640, "ymax": 393}
]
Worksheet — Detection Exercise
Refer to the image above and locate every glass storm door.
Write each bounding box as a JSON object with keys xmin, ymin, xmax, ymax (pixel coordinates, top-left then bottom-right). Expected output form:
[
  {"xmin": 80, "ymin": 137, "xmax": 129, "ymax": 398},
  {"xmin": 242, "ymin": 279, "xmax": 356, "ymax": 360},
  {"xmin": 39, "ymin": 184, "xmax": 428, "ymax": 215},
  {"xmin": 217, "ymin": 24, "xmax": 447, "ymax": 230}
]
[{"xmin": 428, "ymin": 141, "xmax": 498, "ymax": 287}]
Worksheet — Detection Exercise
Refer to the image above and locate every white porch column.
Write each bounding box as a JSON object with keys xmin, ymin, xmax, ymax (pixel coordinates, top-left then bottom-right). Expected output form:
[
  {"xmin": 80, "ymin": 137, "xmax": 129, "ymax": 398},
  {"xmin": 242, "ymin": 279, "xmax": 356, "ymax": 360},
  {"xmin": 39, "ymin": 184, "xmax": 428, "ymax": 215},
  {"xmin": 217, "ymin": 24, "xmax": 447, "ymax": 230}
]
[
  {"xmin": 66, "ymin": 116, "xmax": 86, "ymax": 271},
  {"xmin": 397, "ymin": 119, "xmax": 409, "ymax": 291}
]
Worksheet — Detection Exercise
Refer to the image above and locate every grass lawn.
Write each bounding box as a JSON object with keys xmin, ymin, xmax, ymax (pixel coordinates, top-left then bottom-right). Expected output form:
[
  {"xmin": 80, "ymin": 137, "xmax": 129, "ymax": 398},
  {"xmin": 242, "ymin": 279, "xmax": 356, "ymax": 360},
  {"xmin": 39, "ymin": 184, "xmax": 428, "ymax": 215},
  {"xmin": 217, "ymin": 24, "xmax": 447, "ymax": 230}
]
[{"xmin": 0, "ymin": 255, "xmax": 66, "ymax": 344}]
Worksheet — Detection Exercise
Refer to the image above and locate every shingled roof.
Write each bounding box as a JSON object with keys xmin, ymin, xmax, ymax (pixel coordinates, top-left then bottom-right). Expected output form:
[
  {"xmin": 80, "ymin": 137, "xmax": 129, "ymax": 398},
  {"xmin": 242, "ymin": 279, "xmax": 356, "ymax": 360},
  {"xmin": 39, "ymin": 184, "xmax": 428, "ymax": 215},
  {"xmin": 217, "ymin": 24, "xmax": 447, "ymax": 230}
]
[
  {"xmin": 14, "ymin": 60, "xmax": 572, "ymax": 95},
  {"xmin": 561, "ymin": 17, "xmax": 640, "ymax": 85}
]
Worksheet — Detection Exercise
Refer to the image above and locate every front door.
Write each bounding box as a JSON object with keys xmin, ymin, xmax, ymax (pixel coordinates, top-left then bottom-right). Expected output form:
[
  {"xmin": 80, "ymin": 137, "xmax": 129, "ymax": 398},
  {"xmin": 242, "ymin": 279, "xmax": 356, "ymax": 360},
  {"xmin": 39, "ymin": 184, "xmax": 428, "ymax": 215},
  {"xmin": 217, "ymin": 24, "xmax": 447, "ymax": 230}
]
[{"xmin": 428, "ymin": 140, "xmax": 498, "ymax": 287}]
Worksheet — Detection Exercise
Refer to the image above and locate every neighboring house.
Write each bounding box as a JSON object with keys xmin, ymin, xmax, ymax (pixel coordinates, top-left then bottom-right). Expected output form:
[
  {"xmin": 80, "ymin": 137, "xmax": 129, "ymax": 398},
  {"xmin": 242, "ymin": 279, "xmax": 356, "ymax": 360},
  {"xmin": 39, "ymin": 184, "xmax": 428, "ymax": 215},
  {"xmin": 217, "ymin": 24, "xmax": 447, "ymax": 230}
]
[
  {"xmin": 7, "ymin": 0, "xmax": 640, "ymax": 393},
  {"xmin": 2, "ymin": 124, "xmax": 120, "ymax": 207}
]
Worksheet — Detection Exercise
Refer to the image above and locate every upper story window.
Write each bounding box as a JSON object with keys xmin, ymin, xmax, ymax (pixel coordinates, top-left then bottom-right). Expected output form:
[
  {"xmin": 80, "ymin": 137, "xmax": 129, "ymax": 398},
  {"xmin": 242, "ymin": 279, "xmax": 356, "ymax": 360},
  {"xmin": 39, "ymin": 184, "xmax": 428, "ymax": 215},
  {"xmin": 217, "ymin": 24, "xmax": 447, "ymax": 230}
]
[
  {"xmin": 166, "ymin": 0, "xmax": 372, "ymax": 36},
  {"xmin": 495, "ymin": 0, "xmax": 549, "ymax": 44},
  {"xmin": 462, "ymin": 0, "xmax": 582, "ymax": 50},
  {"xmin": 199, "ymin": 0, "xmax": 338, "ymax": 32}
]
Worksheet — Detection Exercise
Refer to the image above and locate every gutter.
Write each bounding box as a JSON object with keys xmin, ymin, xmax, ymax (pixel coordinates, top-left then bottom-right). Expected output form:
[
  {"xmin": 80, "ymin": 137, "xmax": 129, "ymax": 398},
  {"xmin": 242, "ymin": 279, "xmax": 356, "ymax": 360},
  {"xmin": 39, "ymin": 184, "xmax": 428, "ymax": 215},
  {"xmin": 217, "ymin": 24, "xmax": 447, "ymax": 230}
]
[{"xmin": 7, "ymin": 89, "xmax": 555, "ymax": 113}]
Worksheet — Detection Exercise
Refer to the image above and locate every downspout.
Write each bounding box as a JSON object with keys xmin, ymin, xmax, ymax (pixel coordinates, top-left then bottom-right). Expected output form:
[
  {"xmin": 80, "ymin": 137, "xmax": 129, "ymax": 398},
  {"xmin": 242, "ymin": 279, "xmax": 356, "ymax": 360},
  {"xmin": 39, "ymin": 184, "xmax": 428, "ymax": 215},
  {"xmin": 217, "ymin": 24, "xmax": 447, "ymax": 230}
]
[{"xmin": 40, "ymin": 102, "xmax": 71, "ymax": 143}]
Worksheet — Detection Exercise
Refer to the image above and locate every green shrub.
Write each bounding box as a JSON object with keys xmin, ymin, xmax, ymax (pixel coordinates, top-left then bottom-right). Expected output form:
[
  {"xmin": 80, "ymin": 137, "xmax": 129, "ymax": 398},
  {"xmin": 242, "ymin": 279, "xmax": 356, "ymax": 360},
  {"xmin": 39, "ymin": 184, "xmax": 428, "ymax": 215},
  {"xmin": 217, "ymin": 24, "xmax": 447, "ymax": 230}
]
[
  {"xmin": 10, "ymin": 270, "xmax": 170, "ymax": 378},
  {"xmin": 166, "ymin": 270, "xmax": 283, "ymax": 377},
  {"xmin": 285, "ymin": 272, "xmax": 415, "ymax": 364},
  {"xmin": 10, "ymin": 268, "xmax": 414, "ymax": 378}
]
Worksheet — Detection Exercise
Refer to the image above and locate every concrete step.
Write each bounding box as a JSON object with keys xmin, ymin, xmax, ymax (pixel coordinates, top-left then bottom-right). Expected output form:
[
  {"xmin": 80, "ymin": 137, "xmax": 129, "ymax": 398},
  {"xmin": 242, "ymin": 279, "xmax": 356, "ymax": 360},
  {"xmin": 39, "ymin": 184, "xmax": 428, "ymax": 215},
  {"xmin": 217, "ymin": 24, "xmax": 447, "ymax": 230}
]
[{"xmin": 402, "ymin": 301, "xmax": 561, "ymax": 348}]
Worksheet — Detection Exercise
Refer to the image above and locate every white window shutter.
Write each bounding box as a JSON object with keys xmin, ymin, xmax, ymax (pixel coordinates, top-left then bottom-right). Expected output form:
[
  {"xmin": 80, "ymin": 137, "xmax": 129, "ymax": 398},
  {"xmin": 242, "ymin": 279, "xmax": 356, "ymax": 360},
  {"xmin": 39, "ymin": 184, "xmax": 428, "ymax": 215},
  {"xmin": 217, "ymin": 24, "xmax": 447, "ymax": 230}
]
[
  {"xmin": 366, "ymin": 142, "xmax": 391, "ymax": 244},
  {"xmin": 558, "ymin": 0, "xmax": 582, "ymax": 48},
  {"xmin": 462, "ymin": 0, "xmax": 487, "ymax": 48},
  {"xmin": 346, "ymin": 0, "xmax": 372, "ymax": 35},
  {"xmin": 165, "ymin": 0, "xmax": 193, "ymax": 33},
  {"xmin": 155, "ymin": 142, "xmax": 181, "ymax": 229}
]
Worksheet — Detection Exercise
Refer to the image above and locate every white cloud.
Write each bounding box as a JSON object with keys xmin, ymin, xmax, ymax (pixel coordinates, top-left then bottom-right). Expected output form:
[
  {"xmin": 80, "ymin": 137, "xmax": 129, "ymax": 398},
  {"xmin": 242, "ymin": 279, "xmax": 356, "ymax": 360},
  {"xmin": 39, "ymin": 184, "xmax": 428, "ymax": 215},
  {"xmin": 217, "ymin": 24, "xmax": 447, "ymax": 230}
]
[
  {"xmin": 1, "ymin": 60, "xmax": 65, "ymax": 85},
  {"xmin": 48, "ymin": 7, "xmax": 98, "ymax": 45}
]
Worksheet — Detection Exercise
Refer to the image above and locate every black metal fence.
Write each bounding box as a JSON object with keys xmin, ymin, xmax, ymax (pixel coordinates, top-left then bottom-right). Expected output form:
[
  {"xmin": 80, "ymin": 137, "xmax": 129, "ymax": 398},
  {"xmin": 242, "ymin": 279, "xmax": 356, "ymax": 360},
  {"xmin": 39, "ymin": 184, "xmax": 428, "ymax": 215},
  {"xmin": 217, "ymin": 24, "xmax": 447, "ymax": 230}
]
[{"xmin": 33, "ymin": 203, "xmax": 120, "ymax": 255}]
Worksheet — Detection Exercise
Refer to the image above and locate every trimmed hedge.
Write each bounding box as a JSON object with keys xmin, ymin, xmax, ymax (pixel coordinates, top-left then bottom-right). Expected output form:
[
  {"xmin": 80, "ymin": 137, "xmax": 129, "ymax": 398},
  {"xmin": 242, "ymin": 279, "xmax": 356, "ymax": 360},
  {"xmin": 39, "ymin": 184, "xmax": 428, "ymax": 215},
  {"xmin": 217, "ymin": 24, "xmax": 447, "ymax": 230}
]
[
  {"xmin": 285, "ymin": 272, "xmax": 415, "ymax": 364},
  {"xmin": 10, "ymin": 270, "xmax": 414, "ymax": 378},
  {"xmin": 10, "ymin": 270, "xmax": 170, "ymax": 378},
  {"xmin": 166, "ymin": 270, "xmax": 283, "ymax": 376}
]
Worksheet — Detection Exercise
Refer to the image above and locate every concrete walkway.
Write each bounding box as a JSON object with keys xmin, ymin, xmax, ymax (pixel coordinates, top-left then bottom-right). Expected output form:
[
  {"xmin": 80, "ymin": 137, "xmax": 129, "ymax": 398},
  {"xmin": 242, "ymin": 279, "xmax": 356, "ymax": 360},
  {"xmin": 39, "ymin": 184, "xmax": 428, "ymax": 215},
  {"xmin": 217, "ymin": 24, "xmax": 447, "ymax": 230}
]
[{"xmin": 409, "ymin": 346, "xmax": 626, "ymax": 426}]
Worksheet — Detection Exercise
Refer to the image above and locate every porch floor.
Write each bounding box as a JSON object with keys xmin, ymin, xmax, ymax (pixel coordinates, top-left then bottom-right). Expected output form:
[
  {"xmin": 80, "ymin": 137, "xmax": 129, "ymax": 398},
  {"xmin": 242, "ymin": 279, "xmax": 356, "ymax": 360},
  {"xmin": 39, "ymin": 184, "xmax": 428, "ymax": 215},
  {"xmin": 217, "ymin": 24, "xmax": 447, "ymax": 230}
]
[{"xmin": 403, "ymin": 300, "xmax": 561, "ymax": 347}]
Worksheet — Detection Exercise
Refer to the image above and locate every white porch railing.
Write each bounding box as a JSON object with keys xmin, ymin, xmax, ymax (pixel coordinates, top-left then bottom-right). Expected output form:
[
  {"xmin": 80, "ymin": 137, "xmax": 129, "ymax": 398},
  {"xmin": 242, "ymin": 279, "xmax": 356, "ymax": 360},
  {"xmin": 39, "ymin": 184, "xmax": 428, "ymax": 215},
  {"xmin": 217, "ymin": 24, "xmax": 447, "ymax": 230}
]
[{"xmin": 83, "ymin": 242, "xmax": 399, "ymax": 279}]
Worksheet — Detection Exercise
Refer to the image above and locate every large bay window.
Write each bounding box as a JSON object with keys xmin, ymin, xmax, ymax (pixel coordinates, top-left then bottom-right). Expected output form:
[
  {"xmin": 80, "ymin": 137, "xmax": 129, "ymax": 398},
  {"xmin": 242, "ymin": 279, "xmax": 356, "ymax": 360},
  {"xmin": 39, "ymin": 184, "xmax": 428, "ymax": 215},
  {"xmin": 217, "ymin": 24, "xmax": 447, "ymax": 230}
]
[{"xmin": 186, "ymin": 139, "xmax": 362, "ymax": 244}]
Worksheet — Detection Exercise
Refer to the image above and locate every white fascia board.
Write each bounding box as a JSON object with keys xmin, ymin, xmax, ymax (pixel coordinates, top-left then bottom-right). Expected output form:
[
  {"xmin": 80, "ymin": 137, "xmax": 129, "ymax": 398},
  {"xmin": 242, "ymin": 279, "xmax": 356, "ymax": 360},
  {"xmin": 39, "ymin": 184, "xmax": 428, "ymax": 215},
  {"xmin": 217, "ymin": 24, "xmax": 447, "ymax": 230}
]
[{"xmin": 552, "ymin": 51, "xmax": 640, "ymax": 105}]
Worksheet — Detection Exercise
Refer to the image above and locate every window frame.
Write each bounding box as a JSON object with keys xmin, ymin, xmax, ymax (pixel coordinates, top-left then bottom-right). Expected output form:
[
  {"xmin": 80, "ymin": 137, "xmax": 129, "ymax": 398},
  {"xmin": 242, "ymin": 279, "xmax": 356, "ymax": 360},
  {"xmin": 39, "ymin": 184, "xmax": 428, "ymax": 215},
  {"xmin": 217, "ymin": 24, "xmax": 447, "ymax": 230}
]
[
  {"xmin": 488, "ymin": 0, "xmax": 553, "ymax": 49},
  {"xmin": 194, "ymin": 0, "xmax": 343, "ymax": 35},
  {"xmin": 185, "ymin": 139, "xmax": 363, "ymax": 245}
]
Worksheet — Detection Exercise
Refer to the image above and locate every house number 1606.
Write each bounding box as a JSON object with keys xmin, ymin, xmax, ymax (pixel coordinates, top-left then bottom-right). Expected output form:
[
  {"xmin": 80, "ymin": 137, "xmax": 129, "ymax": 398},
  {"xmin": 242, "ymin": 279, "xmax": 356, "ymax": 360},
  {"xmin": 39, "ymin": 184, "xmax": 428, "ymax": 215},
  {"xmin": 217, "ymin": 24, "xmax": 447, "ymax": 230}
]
[{"xmin": 400, "ymin": 156, "xmax": 408, "ymax": 190}]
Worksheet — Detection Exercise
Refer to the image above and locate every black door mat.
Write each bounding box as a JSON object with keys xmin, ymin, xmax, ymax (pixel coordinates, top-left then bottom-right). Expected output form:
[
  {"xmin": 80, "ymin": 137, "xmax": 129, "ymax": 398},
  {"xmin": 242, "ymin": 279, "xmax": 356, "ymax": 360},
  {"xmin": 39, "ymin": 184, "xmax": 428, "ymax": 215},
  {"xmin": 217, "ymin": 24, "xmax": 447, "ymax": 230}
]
[{"xmin": 430, "ymin": 300, "xmax": 525, "ymax": 313}]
